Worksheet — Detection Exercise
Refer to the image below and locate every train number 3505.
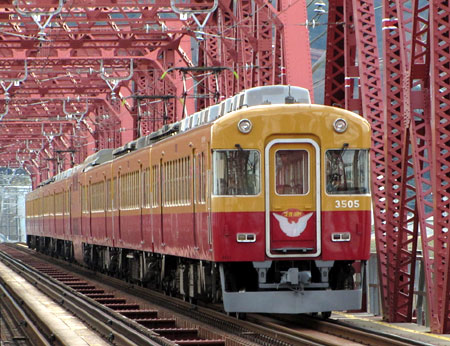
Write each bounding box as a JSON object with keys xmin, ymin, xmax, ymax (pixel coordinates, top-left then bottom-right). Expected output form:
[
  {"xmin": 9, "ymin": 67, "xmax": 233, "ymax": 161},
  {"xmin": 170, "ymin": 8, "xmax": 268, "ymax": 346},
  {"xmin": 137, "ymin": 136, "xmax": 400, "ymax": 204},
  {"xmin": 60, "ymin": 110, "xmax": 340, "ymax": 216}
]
[{"xmin": 335, "ymin": 200, "xmax": 360, "ymax": 208}]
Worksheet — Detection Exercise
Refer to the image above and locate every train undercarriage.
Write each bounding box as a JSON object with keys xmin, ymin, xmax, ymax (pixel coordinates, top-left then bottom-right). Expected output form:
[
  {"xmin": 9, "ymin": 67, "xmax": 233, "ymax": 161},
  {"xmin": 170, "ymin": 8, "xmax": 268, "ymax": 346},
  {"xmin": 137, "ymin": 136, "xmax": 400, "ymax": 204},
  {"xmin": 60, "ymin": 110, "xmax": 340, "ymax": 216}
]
[{"xmin": 27, "ymin": 235, "xmax": 362, "ymax": 315}]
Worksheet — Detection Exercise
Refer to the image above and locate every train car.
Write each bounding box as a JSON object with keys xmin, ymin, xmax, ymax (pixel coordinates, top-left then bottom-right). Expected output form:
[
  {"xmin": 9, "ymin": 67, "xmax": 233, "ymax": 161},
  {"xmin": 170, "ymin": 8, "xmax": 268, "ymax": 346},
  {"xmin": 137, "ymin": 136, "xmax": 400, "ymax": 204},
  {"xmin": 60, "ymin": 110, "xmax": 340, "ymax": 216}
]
[{"xmin": 26, "ymin": 85, "xmax": 371, "ymax": 315}]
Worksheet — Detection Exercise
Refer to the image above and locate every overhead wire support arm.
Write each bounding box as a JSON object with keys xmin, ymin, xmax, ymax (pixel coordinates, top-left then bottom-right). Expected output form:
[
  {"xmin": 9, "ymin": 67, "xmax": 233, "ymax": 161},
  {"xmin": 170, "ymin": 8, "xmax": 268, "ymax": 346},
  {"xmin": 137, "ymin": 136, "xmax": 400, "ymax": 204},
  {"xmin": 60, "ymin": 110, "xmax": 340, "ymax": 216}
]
[
  {"xmin": 161, "ymin": 66, "xmax": 238, "ymax": 117},
  {"xmin": 13, "ymin": 0, "xmax": 65, "ymax": 38},
  {"xmin": 15, "ymin": 149, "xmax": 31, "ymax": 168},
  {"xmin": 99, "ymin": 59, "xmax": 134, "ymax": 100},
  {"xmin": 62, "ymin": 98, "xmax": 89, "ymax": 124},
  {"xmin": 0, "ymin": 60, "xmax": 28, "ymax": 102},
  {"xmin": 131, "ymin": 95, "xmax": 176, "ymax": 101},
  {"xmin": 132, "ymin": 95, "xmax": 176, "ymax": 132},
  {"xmin": 41, "ymin": 123, "xmax": 63, "ymax": 149},
  {"xmin": 0, "ymin": 103, "xmax": 9, "ymax": 122},
  {"xmin": 170, "ymin": 0, "xmax": 218, "ymax": 40},
  {"xmin": 26, "ymin": 139, "xmax": 45, "ymax": 157},
  {"xmin": 0, "ymin": 60, "xmax": 28, "ymax": 121}
]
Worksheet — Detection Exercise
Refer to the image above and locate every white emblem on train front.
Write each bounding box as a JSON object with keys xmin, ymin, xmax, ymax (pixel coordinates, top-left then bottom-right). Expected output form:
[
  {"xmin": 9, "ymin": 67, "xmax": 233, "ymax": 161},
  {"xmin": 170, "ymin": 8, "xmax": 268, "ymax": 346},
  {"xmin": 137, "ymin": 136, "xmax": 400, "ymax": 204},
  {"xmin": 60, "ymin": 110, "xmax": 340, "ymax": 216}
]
[{"xmin": 273, "ymin": 212, "xmax": 313, "ymax": 237}]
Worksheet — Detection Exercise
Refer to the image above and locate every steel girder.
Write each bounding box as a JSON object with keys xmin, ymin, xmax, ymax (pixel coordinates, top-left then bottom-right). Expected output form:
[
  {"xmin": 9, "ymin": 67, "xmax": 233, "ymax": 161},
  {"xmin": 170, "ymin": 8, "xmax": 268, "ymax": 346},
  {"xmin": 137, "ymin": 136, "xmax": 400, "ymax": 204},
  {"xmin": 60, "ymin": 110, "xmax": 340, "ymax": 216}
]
[
  {"xmin": 380, "ymin": 0, "xmax": 432, "ymax": 326},
  {"xmin": 0, "ymin": 0, "xmax": 196, "ymax": 186},
  {"xmin": 325, "ymin": 0, "xmax": 387, "ymax": 316},
  {"xmin": 324, "ymin": 0, "xmax": 448, "ymax": 328},
  {"xmin": 168, "ymin": 0, "xmax": 312, "ymax": 111},
  {"xmin": 325, "ymin": 0, "xmax": 450, "ymax": 332},
  {"xmin": 363, "ymin": 0, "xmax": 450, "ymax": 333},
  {"xmin": 0, "ymin": 1, "xmax": 311, "ymax": 188},
  {"xmin": 381, "ymin": 0, "xmax": 419, "ymax": 324},
  {"xmin": 432, "ymin": 0, "xmax": 450, "ymax": 333}
]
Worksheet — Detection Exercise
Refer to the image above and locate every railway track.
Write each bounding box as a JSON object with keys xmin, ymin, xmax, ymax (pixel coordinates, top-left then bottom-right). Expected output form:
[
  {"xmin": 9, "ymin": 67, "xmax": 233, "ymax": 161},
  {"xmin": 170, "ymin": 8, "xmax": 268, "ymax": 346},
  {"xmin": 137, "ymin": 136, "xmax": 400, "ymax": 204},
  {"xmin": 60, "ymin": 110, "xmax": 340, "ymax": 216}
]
[
  {"xmin": 0, "ymin": 246, "xmax": 179, "ymax": 346},
  {"xmin": 246, "ymin": 314, "xmax": 434, "ymax": 346},
  {"xmin": 0, "ymin": 243, "xmax": 434, "ymax": 346},
  {"xmin": 0, "ymin": 282, "xmax": 39, "ymax": 346}
]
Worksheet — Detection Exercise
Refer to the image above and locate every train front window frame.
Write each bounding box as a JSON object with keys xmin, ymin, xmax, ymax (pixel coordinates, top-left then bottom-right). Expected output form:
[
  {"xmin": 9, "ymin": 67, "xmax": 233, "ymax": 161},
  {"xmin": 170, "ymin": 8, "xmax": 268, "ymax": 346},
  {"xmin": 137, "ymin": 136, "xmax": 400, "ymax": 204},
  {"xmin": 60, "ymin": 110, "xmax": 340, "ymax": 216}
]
[
  {"xmin": 213, "ymin": 149, "xmax": 260, "ymax": 196},
  {"xmin": 325, "ymin": 149, "xmax": 370, "ymax": 195}
]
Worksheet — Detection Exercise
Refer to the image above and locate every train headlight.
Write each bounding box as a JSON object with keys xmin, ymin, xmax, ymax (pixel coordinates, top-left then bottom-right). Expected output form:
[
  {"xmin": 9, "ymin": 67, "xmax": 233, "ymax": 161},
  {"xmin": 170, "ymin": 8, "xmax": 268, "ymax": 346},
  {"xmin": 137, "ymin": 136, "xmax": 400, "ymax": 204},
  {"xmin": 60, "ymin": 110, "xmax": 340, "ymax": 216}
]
[
  {"xmin": 333, "ymin": 118, "xmax": 348, "ymax": 133},
  {"xmin": 238, "ymin": 119, "xmax": 253, "ymax": 134}
]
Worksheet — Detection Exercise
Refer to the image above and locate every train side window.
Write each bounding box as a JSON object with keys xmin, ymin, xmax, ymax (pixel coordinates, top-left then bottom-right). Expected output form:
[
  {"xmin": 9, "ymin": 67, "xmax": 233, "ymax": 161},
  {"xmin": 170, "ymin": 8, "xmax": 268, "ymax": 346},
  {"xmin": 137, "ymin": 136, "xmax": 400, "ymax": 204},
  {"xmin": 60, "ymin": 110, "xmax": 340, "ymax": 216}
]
[
  {"xmin": 119, "ymin": 174, "xmax": 124, "ymax": 210},
  {"xmin": 201, "ymin": 152, "xmax": 206, "ymax": 202},
  {"xmin": 106, "ymin": 179, "xmax": 111, "ymax": 211},
  {"xmin": 213, "ymin": 150, "xmax": 260, "ymax": 196},
  {"xmin": 195, "ymin": 153, "xmax": 206, "ymax": 203},
  {"xmin": 128, "ymin": 173, "xmax": 130, "ymax": 208},
  {"xmin": 55, "ymin": 192, "xmax": 63, "ymax": 216},
  {"xmin": 122, "ymin": 175, "xmax": 125, "ymax": 209},
  {"xmin": 134, "ymin": 170, "xmax": 139, "ymax": 209},
  {"xmin": 142, "ymin": 168, "xmax": 150, "ymax": 208},
  {"xmin": 275, "ymin": 150, "xmax": 309, "ymax": 195},
  {"xmin": 81, "ymin": 186, "xmax": 86, "ymax": 213},
  {"xmin": 325, "ymin": 149, "xmax": 370, "ymax": 195},
  {"xmin": 151, "ymin": 165, "xmax": 159, "ymax": 207},
  {"xmin": 112, "ymin": 177, "xmax": 117, "ymax": 210},
  {"xmin": 125, "ymin": 173, "xmax": 128, "ymax": 209},
  {"xmin": 65, "ymin": 190, "xmax": 70, "ymax": 215},
  {"xmin": 165, "ymin": 162, "xmax": 170, "ymax": 206},
  {"xmin": 196, "ymin": 152, "xmax": 206, "ymax": 203},
  {"xmin": 91, "ymin": 184, "xmax": 97, "ymax": 211},
  {"xmin": 51, "ymin": 193, "xmax": 55, "ymax": 216},
  {"xmin": 185, "ymin": 156, "xmax": 191, "ymax": 203},
  {"xmin": 165, "ymin": 163, "xmax": 169, "ymax": 206},
  {"xmin": 120, "ymin": 174, "xmax": 124, "ymax": 209},
  {"xmin": 170, "ymin": 161, "xmax": 174, "ymax": 206}
]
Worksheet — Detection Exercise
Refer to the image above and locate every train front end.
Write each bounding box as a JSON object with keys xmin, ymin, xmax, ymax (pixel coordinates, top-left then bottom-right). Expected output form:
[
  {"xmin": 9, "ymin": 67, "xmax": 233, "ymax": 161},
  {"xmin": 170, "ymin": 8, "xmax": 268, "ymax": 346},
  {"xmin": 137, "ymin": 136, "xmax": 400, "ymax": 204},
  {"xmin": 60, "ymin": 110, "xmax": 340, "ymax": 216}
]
[{"xmin": 210, "ymin": 86, "xmax": 372, "ymax": 314}]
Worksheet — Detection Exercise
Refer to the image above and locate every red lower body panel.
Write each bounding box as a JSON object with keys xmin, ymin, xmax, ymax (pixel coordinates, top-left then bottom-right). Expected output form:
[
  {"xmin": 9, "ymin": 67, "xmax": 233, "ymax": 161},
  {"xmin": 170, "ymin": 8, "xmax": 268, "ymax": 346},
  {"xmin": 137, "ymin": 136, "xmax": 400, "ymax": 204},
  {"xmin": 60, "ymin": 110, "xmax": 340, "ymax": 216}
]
[
  {"xmin": 212, "ymin": 210, "xmax": 371, "ymax": 262},
  {"xmin": 30, "ymin": 209, "xmax": 370, "ymax": 263}
]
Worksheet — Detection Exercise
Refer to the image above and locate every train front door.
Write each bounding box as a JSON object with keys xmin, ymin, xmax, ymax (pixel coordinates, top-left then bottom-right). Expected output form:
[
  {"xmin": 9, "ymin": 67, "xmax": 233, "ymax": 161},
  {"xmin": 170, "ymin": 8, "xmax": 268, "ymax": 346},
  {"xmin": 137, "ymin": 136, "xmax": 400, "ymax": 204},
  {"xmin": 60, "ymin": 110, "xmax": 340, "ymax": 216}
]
[{"xmin": 265, "ymin": 139, "xmax": 321, "ymax": 258}]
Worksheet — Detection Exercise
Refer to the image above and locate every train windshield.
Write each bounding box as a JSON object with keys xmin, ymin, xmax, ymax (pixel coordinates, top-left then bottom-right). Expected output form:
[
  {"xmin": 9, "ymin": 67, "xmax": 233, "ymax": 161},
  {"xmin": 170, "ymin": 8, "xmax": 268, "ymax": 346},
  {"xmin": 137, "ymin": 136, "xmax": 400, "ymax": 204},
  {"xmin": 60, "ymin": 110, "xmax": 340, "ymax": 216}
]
[
  {"xmin": 325, "ymin": 149, "xmax": 370, "ymax": 195},
  {"xmin": 213, "ymin": 149, "xmax": 260, "ymax": 195},
  {"xmin": 275, "ymin": 149, "xmax": 309, "ymax": 195}
]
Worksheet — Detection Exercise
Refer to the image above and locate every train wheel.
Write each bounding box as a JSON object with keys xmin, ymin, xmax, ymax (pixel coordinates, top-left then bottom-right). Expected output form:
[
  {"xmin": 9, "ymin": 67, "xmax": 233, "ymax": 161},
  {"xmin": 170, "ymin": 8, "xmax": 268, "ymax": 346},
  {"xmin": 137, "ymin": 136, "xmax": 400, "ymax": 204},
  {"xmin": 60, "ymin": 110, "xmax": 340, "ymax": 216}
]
[
  {"xmin": 236, "ymin": 312, "xmax": 247, "ymax": 320},
  {"xmin": 321, "ymin": 311, "xmax": 332, "ymax": 319},
  {"xmin": 226, "ymin": 312, "xmax": 247, "ymax": 320}
]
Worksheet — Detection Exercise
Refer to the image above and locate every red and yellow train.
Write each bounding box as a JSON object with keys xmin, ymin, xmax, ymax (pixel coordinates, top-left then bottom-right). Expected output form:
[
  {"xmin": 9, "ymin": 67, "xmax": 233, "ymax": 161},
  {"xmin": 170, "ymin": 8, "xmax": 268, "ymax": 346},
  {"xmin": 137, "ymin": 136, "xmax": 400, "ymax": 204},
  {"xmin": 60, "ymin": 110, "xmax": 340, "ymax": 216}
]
[{"xmin": 26, "ymin": 85, "xmax": 371, "ymax": 315}]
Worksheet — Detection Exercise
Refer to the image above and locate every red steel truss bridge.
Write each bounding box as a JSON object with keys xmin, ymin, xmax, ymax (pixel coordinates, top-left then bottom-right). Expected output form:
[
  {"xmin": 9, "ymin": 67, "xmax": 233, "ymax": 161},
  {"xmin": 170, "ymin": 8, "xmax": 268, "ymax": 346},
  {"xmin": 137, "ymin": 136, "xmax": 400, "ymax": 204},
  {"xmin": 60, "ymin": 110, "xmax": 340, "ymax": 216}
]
[{"xmin": 1, "ymin": 0, "xmax": 450, "ymax": 335}]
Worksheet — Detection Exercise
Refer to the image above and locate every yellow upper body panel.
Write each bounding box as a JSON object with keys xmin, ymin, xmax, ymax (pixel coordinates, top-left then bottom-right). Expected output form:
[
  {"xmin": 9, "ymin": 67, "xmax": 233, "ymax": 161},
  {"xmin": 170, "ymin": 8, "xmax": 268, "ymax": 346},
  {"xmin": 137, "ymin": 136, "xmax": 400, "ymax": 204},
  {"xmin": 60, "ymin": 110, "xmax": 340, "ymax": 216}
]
[
  {"xmin": 211, "ymin": 103, "xmax": 370, "ymax": 149},
  {"xmin": 210, "ymin": 103, "xmax": 371, "ymax": 213}
]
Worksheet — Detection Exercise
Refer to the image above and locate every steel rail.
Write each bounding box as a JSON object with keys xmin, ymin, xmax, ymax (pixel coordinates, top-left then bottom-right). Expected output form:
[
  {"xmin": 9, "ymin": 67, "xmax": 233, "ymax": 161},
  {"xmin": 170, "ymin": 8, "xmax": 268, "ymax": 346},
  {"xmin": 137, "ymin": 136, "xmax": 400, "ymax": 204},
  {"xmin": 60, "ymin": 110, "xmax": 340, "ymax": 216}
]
[
  {"xmin": 4, "ymin": 244, "xmax": 435, "ymax": 346},
  {"xmin": 21, "ymin": 250, "xmax": 369, "ymax": 346},
  {"xmin": 6, "ymin": 245, "xmax": 324, "ymax": 345},
  {"xmin": 0, "ymin": 283, "xmax": 49, "ymax": 346},
  {"xmin": 262, "ymin": 314, "xmax": 436, "ymax": 346},
  {"xmin": 0, "ymin": 250, "xmax": 174, "ymax": 346}
]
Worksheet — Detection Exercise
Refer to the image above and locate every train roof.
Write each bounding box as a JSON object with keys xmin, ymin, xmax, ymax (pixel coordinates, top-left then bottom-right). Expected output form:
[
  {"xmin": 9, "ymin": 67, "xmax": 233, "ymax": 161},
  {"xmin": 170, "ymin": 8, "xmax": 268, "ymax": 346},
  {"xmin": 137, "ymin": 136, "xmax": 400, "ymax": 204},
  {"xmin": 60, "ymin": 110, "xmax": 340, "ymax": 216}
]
[
  {"xmin": 112, "ymin": 140, "xmax": 137, "ymax": 157},
  {"xmin": 34, "ymin": 85, "xmax": 311, "ymax": 188},
  {"xmin": 40, "ymin": 148, "xmax": 115, "ymax": 185},
  {"xmin": 241, "ymin": 85, "xmax": 310, "ymax": 107},
  {"xmin": 138, "ymin": 122, "xmax": 180, "ymax": 148},
  {"xmin": 92, "ymin": 85, "xmax": 311, "ymax": 161},
  {"xmin": 112, "ymin": 122, "xmax": 181, "ymax": 158},
  {"xmin": 38, "ymin": 176, "xmax": 55, "ymax": 187},
  {"xmin": 83, "ymin": 148, "xmax": 114, "ymax": 172},
  {"xmin": 180, "ymin": 85, "xmax": 310, "ymax": 133}
]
